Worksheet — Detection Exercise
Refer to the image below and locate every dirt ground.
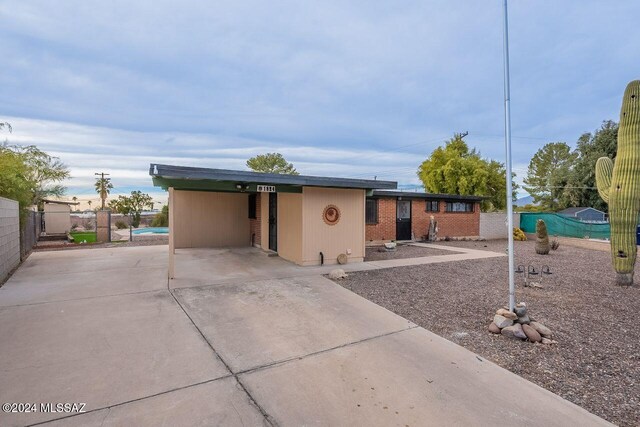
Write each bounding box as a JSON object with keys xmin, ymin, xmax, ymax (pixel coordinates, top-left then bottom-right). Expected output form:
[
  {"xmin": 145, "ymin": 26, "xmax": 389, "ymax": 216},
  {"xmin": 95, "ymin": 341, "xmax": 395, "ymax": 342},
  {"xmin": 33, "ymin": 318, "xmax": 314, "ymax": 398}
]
[
  {"xmin": 365, "ymin": 244, "xmax": 457, "ymax": 261},
  {"xmin": 337, "ymin": 239, "xmax": 639, "ymax": 427}
]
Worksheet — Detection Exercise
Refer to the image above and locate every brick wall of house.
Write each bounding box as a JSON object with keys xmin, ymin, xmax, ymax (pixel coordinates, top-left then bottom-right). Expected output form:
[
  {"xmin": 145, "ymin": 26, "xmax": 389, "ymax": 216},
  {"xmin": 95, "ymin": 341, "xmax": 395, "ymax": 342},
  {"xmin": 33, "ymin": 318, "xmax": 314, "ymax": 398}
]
[
  {"xmin": 365, "ymin": 197, "xmax": 396, "ymax": 241},
  {"xmin": 249, "ymin": 194, "xmax": 261, "ymax": 247},
  {"xmin": 365, "ymin": 197, "xmax": 480, "ymax": 242},
  {"xmin": 412, "ymin": 199, "xmax": 480, "ymax": 239}
]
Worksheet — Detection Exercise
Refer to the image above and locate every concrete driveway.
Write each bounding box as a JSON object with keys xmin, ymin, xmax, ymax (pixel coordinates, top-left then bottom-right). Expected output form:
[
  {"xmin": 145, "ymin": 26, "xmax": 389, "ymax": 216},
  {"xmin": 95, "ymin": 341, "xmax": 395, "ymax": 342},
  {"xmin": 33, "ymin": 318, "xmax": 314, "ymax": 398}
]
[{"xmin": 0, "ymin": 245, "xmax": 611, "ymax": 426}]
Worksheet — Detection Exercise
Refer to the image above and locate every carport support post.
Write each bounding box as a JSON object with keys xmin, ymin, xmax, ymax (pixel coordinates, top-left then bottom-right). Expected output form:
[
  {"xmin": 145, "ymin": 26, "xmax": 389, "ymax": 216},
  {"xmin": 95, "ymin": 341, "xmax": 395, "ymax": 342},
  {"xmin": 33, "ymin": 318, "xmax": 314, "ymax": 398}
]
[{"xmin": 168, "ymin": 187, "xmax": 175, "ymax": 279}]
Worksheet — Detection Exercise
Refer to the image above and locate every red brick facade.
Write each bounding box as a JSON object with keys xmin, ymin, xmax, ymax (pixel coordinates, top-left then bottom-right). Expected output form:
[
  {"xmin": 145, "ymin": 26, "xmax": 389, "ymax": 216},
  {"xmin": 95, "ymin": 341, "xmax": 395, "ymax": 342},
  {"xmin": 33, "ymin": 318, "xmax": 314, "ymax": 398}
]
[
  {"xmin": 365, "ymin": 197, "xmax": 480, "ymax": 242},
  {"xmin": 249, "ymin": 194, "xmax": 261, "ymax": 247}
]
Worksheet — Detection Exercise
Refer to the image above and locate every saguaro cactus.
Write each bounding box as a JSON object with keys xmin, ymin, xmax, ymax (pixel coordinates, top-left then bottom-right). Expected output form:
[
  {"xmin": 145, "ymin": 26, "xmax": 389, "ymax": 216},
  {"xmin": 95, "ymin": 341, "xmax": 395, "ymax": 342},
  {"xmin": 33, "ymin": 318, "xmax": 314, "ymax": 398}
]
[
  {"xmin": 595, "ymin": 80, "xmax": 640, "ymax": 286},
  {"xmin": 535, "ymin": 219, "xmax": 550, "ymax": 255}
]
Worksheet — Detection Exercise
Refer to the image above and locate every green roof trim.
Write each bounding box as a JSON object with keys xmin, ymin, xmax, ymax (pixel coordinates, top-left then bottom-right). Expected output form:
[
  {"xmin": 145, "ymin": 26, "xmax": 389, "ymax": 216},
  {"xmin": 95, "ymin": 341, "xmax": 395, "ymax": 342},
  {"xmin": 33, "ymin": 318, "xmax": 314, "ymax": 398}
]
[{"xmin": 149, "ymin": 163, "xmax": 397, "ymax": 192}]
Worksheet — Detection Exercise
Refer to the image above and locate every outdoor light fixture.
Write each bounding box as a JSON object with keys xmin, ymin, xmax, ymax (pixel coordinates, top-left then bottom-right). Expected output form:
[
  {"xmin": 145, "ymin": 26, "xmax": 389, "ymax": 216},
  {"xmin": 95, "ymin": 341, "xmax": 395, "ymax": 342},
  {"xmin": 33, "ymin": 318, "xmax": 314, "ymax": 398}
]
[{"xmin": 235, "ymin": 183, "xmax": 249, "ymax": 192}]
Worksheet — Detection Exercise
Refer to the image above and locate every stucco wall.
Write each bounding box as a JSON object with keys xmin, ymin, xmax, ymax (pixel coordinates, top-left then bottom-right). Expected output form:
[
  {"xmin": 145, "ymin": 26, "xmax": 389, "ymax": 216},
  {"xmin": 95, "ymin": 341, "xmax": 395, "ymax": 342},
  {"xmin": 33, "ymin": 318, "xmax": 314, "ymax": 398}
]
[
  {"xmin": 479, "ymin": 212, "xmax": 521, "ymax": 240},
  {"xmin": 260, "ymin": 192, "xmax": 269, "ymax": 250},
  {"xmin": 43, "ymin": 203, "xmax": 71, "ymax": 234},
  {"xmin": 277, "ymin": 193, "xmax": 303, "ymax": 264},
  {"xmin": 172, "ymin": 190, "xmax": 250, "ymax": 248},
  {"xmin": 0, "ymin": 197, "xmax": 20, "ymax": 283},
  {"xmin": 301, "ymin": 187, "xmax": 365, "ymax": 266},
  {"xmin": 249, "ymin": 194, "xmax": 261, "ymax": 247}
]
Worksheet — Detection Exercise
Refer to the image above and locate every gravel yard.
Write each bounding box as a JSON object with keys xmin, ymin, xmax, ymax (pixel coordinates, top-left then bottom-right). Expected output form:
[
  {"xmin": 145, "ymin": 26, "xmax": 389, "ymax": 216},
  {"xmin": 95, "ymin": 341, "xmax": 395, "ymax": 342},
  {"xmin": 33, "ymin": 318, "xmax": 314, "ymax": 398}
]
[
  {"xmin": 336, "ymin": 239, "xmax": 639, "ymax": 426},
  {"xmin": 365, "ymin": 244, "xmax": 457, "ymax": 261}
]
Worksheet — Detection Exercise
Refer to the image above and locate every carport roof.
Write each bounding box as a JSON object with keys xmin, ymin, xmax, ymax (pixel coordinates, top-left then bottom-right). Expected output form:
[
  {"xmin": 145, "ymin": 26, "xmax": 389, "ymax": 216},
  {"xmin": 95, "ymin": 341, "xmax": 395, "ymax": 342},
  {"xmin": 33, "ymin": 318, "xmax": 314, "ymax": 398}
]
[{"xmin": 150, "ymin": 163, "xmax": 397, "ymax": 192}]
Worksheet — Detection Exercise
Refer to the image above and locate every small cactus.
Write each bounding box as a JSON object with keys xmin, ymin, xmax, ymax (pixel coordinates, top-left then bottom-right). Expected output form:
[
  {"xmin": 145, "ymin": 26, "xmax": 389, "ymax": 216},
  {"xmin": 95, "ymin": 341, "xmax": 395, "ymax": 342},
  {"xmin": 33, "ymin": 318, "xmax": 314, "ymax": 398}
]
[
  {"xmin": 550, "ymin": 239, "xmax": 560, "ymax": 250},
  {"xmin": 513, "ymin": 227, "xmax": 527, "ymax": 241},
  {"xmin": 595, "ymin": 80, "xmax": 640, "ymax": 286},
  {"xmin": 535, "ymin": 219, "xmax": 550, "ymax": 255}
]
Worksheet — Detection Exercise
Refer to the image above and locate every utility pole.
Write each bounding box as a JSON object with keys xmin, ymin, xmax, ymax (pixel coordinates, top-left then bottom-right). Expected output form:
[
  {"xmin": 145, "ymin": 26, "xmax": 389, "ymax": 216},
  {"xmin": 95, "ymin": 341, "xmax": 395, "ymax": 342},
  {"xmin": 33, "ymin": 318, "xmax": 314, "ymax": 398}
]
[
  {"xmin": 94, "ymin": 172, "xmax": 111, "ymax": 210},
  {"xmin": 502, "ymin": 0, "xmax": 516, "ymax": 311}
]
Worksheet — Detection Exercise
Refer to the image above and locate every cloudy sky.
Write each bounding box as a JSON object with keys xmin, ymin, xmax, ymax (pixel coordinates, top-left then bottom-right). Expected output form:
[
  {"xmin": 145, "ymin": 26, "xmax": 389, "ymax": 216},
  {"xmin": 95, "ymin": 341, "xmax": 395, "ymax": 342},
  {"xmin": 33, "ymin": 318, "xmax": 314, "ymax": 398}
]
[{"xmin": 1, "ymin": 1, "xmax": 638, "ymax": 205}]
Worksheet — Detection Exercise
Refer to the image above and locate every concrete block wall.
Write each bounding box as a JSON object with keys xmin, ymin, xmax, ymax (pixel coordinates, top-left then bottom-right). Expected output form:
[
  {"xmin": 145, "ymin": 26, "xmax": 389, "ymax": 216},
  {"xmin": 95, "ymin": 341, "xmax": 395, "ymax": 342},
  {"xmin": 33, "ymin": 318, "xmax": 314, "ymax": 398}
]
[
  {"xmin": 479, "ymin": 212, "xmax": 521, "ymax": 240},
  {"xmin": 0, "ymin": 197, "xmax": 20, "ymax": 283},
  {"xmin": 96, "ymin": 210, "xmax": 111, "ymax": 243}
]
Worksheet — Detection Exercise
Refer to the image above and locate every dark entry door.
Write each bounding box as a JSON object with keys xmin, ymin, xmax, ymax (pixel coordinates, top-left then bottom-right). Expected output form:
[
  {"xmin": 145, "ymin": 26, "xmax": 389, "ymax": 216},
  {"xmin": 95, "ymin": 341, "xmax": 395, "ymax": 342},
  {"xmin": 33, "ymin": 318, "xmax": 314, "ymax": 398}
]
[
  {"xmin": 269, "ymin": 192, "xmax": 277, "ymax": 251},
  {"xmin": 396, "ymin": 199, "xmax": 412, "ymax": 240}
]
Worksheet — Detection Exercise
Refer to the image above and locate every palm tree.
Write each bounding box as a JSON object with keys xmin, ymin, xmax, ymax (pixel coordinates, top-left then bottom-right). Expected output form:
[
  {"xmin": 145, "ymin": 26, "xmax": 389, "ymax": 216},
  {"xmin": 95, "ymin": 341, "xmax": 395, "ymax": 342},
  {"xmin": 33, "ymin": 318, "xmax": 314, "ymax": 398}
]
[
  {"xmin": 87, "ymin": 200, "xmax": 92, "ymax": 211},
  {"xmin": 72, "ymin": 196, "xmax": 77, "ymax": 211},
  {"xmin": 94, "ymin": 175, "xmax": 113, "ymax": 209}
]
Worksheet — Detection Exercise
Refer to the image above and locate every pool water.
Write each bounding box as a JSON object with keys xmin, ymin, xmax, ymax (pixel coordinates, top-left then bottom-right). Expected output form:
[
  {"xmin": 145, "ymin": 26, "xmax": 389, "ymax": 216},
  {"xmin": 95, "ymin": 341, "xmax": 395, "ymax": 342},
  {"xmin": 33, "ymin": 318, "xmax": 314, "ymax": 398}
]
[{"xmin": 132, "ymin": 227, "xmax": 169, "ymax": 235}]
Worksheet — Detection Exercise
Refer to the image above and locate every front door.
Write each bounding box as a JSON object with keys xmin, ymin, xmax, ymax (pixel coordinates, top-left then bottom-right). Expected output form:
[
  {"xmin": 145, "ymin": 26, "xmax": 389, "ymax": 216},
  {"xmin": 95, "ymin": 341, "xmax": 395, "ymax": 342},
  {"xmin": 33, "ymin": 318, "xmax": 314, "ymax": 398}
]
[
  {"xmin": 269, "ymin": 192, "xmax": 278, "ymax": 251},
  {"xmin": 396, "ymin": 199, "xmax": 412, "ymax": 240}
]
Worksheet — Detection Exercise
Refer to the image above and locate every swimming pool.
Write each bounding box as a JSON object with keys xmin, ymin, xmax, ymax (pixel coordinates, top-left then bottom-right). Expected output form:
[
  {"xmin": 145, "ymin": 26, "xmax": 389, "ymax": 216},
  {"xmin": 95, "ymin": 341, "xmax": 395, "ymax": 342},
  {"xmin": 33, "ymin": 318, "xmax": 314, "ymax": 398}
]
[{"xmin": 132, "ymin": 227, "xmax": 169, "ymax": 235}]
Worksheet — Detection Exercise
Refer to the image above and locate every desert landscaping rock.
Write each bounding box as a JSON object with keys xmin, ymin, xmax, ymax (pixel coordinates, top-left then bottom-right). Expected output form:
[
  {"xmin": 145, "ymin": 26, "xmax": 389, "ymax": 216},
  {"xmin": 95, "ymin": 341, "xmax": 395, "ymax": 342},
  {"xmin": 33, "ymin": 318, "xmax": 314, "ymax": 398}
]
[
  {"xmin": 515, "ymin": 314, "xmax": 531, "ymax": 325},
  {"xmin": 328, "ymin": 269, "xmax": 347, "ymax": 280},
  {"xmin": 514, "ymin": 303, "xmax": 527, "ymax": 317},
  {"xmin": 501, "ymin": 324, "xmax": 526, "ymax": 340},
  {"xmin": 335, "ymin": 239, "xmax": 640, "ymax": 426},
  {"xmin": 522, "ymin": 324, "xmax": 542, "ymax": 342},
  {"xmin": 542, "ymin": 337, "xmax": 558, "ymax": 345},
  {"xmin": 488, "ymin": 322, "xmax": 501, "ymax": 334},
  {"xmin": 530, "ymin": 321, "xmax": 552, "ymax": 338},
  {"xmin": 493, "ymin": 314, "xmax": 513, "ymax": 329},
  {"xmin": 496, "ymin": 308, "xmax": 517, "ymax": 320}
]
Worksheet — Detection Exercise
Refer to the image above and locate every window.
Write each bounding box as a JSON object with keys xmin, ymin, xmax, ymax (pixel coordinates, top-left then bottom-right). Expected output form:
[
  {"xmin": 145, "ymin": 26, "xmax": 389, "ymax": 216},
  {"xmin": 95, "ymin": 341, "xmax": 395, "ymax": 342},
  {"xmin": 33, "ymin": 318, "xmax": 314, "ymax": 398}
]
[
  {"xmin": 365, "ymin": 198, "xmax": 378, "ymax": 224},
  {"xmin": 426, "ymin": 200, "xmax": 439, "ymax": 212},
  {"xmin": 248, "ymin": 194, "xmax": 257, "ymax": 219},
  {"xmin": 445, "ymin": 201, "xmax": 474, "ymax": 212}
]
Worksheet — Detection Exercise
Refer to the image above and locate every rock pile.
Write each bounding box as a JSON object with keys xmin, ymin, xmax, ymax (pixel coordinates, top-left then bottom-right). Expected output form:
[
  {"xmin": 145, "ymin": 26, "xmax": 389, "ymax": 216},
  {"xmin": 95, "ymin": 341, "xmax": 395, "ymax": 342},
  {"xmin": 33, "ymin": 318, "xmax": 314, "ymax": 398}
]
[{"xmin": 488, "ymin": 302, "xmax": 556, "ymax": 344}]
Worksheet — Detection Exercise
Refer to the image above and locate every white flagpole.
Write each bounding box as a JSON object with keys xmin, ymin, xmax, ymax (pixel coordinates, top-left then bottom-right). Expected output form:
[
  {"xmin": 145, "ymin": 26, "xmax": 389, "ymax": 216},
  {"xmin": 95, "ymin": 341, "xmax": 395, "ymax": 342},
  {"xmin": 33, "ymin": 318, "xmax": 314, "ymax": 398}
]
[{"xmin": 502, "ymin": 0, "xmax": 516, "ymax": 311}]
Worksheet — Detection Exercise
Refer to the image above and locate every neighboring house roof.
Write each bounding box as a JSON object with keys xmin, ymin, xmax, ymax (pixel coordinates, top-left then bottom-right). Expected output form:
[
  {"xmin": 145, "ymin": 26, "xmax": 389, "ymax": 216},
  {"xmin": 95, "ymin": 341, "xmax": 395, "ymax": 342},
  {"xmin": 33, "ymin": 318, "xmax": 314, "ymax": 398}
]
[
  {"xmin": 149, "ymin": 163, "xmax": 397, "ymax": 191},
  {"xmin": 42, "ymin": 199, "xmax": 80, "ymax": 205},
  {"xmin": 370, "ymin": 190, "xmax": 485, "ymax": 202},
  {"xmin": 558, "ymin": 207, "xmax": 605, "ymax": 216}
]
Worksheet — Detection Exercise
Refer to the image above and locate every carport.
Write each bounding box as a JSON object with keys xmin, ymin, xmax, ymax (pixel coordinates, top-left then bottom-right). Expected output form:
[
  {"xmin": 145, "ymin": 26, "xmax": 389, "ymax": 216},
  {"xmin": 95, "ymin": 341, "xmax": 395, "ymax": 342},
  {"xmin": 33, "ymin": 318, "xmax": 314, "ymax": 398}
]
[{"xmin": 149, "ymin": 164, "xmax": 396, "ymax": 278}]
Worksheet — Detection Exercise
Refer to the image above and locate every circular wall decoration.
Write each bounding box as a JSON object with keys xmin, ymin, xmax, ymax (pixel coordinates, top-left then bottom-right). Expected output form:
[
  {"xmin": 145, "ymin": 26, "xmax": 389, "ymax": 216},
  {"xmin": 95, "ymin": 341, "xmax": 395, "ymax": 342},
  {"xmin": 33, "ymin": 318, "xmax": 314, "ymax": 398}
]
[{"xmin": 322, "ymin": 204, "xmax": 341, "ymax": 226}]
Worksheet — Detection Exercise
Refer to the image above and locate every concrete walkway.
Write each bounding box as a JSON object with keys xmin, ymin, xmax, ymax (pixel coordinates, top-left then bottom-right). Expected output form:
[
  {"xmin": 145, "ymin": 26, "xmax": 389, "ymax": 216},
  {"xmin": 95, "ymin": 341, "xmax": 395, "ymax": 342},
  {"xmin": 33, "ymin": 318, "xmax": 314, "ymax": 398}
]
[
  {"xmin": 169, "ymin": 243, "xmax": 505, "ymax": 289},
  {"xmin": 0, "ymin": 245, "xmax": 611, "ymax": 426}
]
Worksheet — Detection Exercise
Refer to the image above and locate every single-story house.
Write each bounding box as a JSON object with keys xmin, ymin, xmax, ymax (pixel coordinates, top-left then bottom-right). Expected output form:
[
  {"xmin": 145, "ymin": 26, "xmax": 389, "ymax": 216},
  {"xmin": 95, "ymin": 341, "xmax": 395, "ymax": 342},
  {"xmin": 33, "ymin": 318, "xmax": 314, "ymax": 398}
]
[
  {"xmin": 42, "ymin": 199, "xmax": 79, "ymax": 235},
  {"xmin": 150, "ymin": 164, "xmax": 396, "ymax": 276},
  {"xmin": 558, "ymin": 207, "xmax": 607, "ymax": 223},
  {"xmin": 149, "ymin": 164, "xmax": 484, "ymax": 277},
  {"xmin": 365, "ymin": 190, "xmax": 482, "ymax": 242}
]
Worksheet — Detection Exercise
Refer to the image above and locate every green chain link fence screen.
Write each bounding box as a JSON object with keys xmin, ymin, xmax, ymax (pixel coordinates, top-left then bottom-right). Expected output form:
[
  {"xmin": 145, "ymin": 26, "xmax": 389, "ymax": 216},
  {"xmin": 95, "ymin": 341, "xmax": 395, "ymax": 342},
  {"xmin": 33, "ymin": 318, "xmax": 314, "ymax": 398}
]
[{"xmin": 519, "ymin": 213, "xmax": 610, "ymax": 240}]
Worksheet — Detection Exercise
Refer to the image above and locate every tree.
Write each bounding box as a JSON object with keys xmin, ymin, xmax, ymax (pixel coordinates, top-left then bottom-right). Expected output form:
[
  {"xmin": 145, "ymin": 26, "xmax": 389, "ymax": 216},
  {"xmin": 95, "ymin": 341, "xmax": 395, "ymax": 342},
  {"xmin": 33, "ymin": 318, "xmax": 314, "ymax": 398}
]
[
  {"xmin": 246, "ymin": 153, "xmax": 299, "ymax": 175},
  {"xmin": 108, "ymin": 191, "xmax": 153, "ymax": 227},
  {"xmin": 87, "ymin": 200, "xmax": 92, "ymax": 210},
  {"xmin": 4, "ymin": 144, "xmax": 70, "ymax": 207},
  {"xmin": 94, "ymin": 174, "xmax": 113, "ymax": 209},
  {"xmin": 417, "ymin": 134, "xmax": 518, "ymax": 211},
  {"xmin": 0, "ymin": 148, "xmax": 32, "ymax": 223},
  {"xmin": 565, "ymin": 121, "xmax": 618, "ymax": 211},
  {"xmin": 523, "ymin": 142, "xmax": 577, "ymax": 210},
  {"xmin": 151, "ymin": 205, "xmax": 169, "ymax": 227}
]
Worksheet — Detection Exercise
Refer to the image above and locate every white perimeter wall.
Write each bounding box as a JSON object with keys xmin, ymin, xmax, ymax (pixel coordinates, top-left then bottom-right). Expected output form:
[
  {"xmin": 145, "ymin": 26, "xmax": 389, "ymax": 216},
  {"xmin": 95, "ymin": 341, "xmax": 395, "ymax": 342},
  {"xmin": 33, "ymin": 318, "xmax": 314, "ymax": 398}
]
[
  {"xmin": 0, "ymin": 197, "xmax": 20, "ymax": 283},
  {"xmin": 480, "ymin": 212, "xmax": 521, "ymax": 240}
]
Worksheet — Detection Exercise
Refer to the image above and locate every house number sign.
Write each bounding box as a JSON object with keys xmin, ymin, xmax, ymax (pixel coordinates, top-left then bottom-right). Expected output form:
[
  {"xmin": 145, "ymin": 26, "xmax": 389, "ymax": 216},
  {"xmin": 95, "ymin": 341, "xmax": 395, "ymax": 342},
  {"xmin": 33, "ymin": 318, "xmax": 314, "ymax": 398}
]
[{"xmin": 257, "ymin": 185, "xmax": 276, "ymax": 193}]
